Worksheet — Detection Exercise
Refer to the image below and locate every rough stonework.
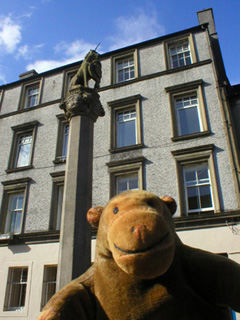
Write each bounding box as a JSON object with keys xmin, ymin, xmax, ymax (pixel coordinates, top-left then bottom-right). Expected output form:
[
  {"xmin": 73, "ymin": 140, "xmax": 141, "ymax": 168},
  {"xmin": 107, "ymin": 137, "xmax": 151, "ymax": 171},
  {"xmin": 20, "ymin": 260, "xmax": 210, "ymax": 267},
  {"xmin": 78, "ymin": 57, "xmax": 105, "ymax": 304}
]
[{"xmin": 60, "ymin": 86, "xmax": 105, "ymax": 122}]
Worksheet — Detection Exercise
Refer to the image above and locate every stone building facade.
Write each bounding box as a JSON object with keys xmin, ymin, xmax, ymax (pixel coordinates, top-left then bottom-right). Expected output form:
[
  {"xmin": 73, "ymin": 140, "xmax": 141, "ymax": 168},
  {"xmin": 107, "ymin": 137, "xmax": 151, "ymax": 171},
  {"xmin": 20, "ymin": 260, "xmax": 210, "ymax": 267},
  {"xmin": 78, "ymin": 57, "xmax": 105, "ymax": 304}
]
[{"xmin": 0, "ymin": 8, "xmax": 239, "ymax": 320}]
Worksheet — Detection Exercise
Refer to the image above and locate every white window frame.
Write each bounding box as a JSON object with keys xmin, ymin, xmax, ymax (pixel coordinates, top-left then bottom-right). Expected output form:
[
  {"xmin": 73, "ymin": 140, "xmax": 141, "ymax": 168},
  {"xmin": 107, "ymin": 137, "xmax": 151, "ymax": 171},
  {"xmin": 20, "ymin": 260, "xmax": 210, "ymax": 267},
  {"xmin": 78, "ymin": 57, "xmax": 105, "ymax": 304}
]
[
  {"xmin": 172, "ymin": 145, "xmax": 220, "ymax": 217},
  {"xmin": 175, "ymin": 94, "xmax": 202, "ymax": 136},
  {"xmin": 116, "ymin": 173, "xmax": 139, "ymax": 195},
  {"xmin": 164, "ymin": 33, "xmax": 197, "ymax": 70},
  {"xmin": 183, "ymin": 162, "xmax": 214, "ymax": 215},
  {"xmin": 15, "ymin": 133, "xmax": 33, "ymax": 168},
  {"xmin": 165, "ymin": 80, "xmax": 209, "ymax": 140},
  {"xmin": 116, "ymin": 107, "xmax": 137, "ymax": 148},
  {"xmin": 111, "ymin": 50, "xmax": 138, "ymax": 84},
  {"xmin": 169, "ymin": 41, "xmax": 192, "ymax": 69},
  {"xmin": 108, "ymin": 95, "xmax": 142, "ymax": 152},
  {"xmin": 115, "ymin": 56, "xmax": 135, "ymax": 83}
]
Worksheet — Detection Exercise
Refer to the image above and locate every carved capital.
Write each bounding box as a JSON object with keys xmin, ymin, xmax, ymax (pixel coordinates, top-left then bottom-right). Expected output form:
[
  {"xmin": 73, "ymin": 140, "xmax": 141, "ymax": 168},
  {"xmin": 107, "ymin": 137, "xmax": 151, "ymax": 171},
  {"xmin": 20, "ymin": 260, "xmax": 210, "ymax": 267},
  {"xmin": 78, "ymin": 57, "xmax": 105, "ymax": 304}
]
[{"xmin": 60, "ymin": 86, "xmax": 105, "ymax": 122}]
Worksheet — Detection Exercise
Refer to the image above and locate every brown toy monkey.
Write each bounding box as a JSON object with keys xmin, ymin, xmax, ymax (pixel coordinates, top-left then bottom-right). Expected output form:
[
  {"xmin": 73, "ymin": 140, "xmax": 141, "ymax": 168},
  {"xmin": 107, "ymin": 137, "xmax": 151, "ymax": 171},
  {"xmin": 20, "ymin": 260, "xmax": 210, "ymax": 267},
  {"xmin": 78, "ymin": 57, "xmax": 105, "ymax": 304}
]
[{"xmin": 38, "ymin": 190, "xmax": 240, "ymax": 320}]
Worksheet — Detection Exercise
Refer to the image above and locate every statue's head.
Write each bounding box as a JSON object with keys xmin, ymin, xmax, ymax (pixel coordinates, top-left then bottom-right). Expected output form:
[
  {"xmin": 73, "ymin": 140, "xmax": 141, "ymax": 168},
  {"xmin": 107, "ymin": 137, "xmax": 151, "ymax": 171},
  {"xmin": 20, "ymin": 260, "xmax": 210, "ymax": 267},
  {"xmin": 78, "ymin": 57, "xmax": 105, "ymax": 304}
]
[{"xmin": 85, "ymin": 50, "xmax": 99, "ymax": 62}]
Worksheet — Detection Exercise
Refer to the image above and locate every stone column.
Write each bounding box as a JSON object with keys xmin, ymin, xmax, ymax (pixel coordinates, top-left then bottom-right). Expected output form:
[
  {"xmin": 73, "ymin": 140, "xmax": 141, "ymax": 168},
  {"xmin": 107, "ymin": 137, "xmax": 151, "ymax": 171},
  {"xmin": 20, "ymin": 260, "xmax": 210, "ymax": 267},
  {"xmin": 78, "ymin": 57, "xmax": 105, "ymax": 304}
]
[{"xmin": 56, "ymin": 86, "xmax": 104, "ymax": 290}]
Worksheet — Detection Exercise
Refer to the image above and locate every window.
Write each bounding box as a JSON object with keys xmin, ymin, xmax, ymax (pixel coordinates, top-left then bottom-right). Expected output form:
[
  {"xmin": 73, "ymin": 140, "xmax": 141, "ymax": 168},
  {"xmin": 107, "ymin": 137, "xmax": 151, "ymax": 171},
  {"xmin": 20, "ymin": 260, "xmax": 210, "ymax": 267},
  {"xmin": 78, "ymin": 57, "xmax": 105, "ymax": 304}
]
[
  {"xmin": 183, "ymin": 162, "xmax": 214, "ymax": 215},
  {"xmin": 62, "ymin": 123, "xmax": 69, "ymax": 159},
  {"xmin": 111, "ymin": 50, "xmax": 138, "ymax": 84},
  {"xmin": 116, "ymin": 108, "xmax": 136, "ymax": 148},
  {"xmin": 7, "ymin": 121, "xmax": 38, "ymax": 172},
  {"xmin": 15, "ymin": 134, "xmax": 33, "ymax": 168},
  {"xmin": 107, "ymin": 158, "xmax": 144, "ymax": 198},
  {"xmin": 41, "ymin": 266, "xmax": 57, "ymax": 309},
  {"xmin": 62, "ymin": 68, "xmax": 78, "ymax": 97},
  {"xmin": 169, "ymin": 41, "xmax": 192, "ymax": 68},
  {"xmin": 4, "ymin": 193, "xmax": 24, "ymax": 234},
  {"xmin": 116, "ymin": 174, "xmax": 139, "ymax": 194},
  {"xmin": 54, "ymin": 115, "xmax": 69, "ymax": 163},
  {"xmin": 116, "ymin": 56, "xmax": 135, "ymax": 83},
  {"xmin": 19, "ymin": 81, "xmax": 42, "ymax": 109},
  {"xmin": 4, "ymin": 267, "xmax": 28, "ymax": 311},
  {"xmin": 108, "ymin": 95, "xmax": 142, "ymax": 152},
  {"xmin": 175, "ymin": 94, "xmax": 201, "ymax": 136},
  {"xmin": 164, "ymin": 34, "xmax": 196, "ymax": 70},
  {"xmin": 165, "ymin": 80, "xmax": 209, "ymax": 140},
  {"xmin": 24, "ymin": 84, "xmax": 39, "ymax": 108},
  {"xmin": 0, "ymin": 178, "xmax": 31, "ymax": 235},
  {"xmin": 50, "ymin": 171, "xmax": 65, "ymax": 230},
  {"xmin": 172, "ymin": 144, "xmax": 220, "ymax": 216}
]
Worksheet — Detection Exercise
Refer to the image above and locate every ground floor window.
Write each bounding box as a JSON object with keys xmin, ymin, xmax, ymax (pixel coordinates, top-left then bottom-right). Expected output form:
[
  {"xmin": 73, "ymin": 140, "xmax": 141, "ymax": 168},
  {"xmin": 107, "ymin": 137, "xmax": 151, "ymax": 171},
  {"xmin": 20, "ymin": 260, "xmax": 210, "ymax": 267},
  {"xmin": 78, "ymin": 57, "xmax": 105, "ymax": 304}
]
[
  {"xmin": 41, "ymin": 265, "xmax": 57, "ymax": 309},
  {"xmin": 4, "ymin": 267, "xmax": 28, "ymax": 311}
]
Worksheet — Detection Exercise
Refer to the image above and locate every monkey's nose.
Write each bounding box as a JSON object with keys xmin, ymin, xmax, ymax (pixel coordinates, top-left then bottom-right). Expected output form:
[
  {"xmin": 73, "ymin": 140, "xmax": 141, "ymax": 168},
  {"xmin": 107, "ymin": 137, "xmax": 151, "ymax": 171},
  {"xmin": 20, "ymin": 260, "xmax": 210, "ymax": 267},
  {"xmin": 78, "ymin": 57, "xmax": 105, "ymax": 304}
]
[{"xmin": 131, "ymin": 225, "xmax": 147, "ymax": 240}]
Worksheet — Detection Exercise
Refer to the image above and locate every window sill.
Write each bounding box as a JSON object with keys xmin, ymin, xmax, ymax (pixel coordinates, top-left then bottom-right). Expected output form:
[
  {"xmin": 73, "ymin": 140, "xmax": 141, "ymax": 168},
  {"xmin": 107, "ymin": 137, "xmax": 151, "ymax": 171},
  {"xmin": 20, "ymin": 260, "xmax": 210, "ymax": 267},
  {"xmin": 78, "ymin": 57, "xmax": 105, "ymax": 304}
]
[
  {"xmin": 174, "ymin": 210, "xmax": 240, "ymax": 231},
  {"xmin": 109, "ymin": 143, "xmax": 144, "ymax": 154},
  {"xmin": 0, "ymin": 231, "xmax": 60, "ymax": 246},
  {"xmin": 5, "ymin": 165, "xmax": 34, "ymax": 174},
  {"xmin": 171, "ymin": 130, "xmax": 211, "ymax": 142},
  {"xmin": 53, "ymin": 157, "xmax": 67, "ymax": 164}
]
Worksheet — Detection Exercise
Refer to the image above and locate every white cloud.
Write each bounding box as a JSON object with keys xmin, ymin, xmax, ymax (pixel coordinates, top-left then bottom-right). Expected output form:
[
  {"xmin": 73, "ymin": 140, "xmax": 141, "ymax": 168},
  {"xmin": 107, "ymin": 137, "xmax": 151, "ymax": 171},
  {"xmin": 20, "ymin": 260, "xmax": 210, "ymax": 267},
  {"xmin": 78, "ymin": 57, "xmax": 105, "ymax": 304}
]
[
  {"xmin": 27, "ymin": 39, "xmax": 96, "ymax": 73},
  {"xmin": 108, "ymin": 9, "xmax": 165, "ymax": 51},
  {"xmin": 0, "ymin": 16, "xmax": 22, "ymax": 53},
  {"xmin": 16, "ymin": 43, "xmax": 45, "ymax": 60}
]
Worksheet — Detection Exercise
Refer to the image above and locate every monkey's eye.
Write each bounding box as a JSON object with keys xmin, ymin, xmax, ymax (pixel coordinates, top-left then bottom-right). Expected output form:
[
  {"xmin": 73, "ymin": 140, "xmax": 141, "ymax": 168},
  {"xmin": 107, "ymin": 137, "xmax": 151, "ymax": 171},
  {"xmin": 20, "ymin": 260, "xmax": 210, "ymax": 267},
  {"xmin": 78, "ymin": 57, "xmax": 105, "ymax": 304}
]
[
  {"xmin": 113, "ymin": 207, "xmax": 119, "ymax": 214},
  {"xmin": 147, "ymin": 200, "xmax": 155, "ymax": 208}
]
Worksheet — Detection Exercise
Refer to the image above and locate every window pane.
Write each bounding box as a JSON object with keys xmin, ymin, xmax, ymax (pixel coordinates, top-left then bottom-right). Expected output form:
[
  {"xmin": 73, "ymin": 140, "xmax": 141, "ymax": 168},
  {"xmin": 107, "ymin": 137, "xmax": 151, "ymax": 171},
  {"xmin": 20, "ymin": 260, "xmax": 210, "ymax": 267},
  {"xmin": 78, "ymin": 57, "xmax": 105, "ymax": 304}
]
[
  {"xmin": 178, "ymin": 106, "xmax": 200, "ymax": 135},
  {"xmin": 185, "ymin": 171, "xmax": 196, "ymax": 183},
  {"xmin": 197, "ymin": 166, "xmax": 209, "ymax": 182},
  {"xmin": 199, "ymin": 185, "xmax": 212, "ymax": 208},
  {"xmin": 187, "ymin": 187, "xmax": 199, "ymax": 210}
]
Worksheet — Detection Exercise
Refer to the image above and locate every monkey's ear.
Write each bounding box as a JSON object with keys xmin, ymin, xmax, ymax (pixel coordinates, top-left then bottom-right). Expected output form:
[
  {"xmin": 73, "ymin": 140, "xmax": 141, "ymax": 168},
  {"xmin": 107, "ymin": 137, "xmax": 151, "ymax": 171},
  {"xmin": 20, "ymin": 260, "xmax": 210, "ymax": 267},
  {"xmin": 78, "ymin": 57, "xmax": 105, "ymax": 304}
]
[
  {"xmin": 160, "ymin": 196, "xmax": 177, "ymax": 216},
  {"xmin": 87, "ymin": 206, "xmax": 104, "ymax": 228}
]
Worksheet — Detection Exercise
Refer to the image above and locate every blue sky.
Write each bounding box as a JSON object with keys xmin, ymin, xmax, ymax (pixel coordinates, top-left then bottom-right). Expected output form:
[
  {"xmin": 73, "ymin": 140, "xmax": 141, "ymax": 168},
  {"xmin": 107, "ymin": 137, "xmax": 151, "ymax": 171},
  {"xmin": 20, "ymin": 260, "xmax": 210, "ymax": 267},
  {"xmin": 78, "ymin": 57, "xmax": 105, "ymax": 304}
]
[{"xmin": 0, "ymin": 0, "xmax": 239, "ymax": 85}]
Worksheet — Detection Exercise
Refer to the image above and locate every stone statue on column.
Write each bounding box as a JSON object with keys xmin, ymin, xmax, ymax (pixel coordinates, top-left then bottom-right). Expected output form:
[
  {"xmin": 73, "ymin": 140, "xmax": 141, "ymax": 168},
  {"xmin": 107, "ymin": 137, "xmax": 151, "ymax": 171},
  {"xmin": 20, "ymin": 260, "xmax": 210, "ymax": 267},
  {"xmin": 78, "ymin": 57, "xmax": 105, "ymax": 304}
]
[{"xmin": 60, "ymin": 49, "xmax": 105, "ymax": 121}]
